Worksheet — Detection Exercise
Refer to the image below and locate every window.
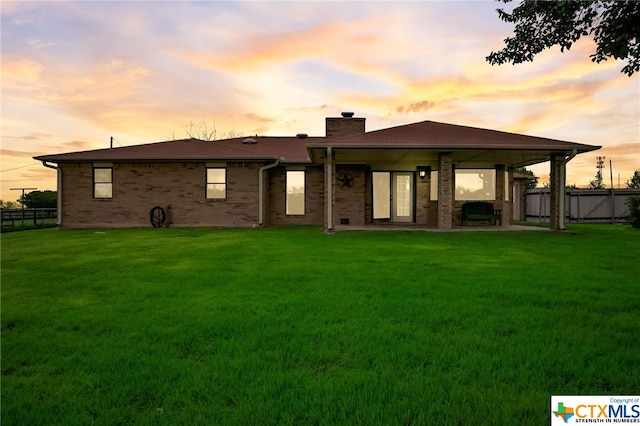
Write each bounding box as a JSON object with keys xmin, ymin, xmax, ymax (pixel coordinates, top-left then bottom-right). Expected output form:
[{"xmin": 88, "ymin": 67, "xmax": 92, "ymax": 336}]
[
  {"xmin": 93, "ymin": 167, "xmax": 112, "ymax": 199},
  {"xmin": 206, "ymin": 168, "xmax": 226, "ymax": 199},
  {"xmin": 505, "ymin": 172, "xmax": 510, "ymax": 201},
  {"xmin": 430, "ymin": 171, "xmax": 438, "ymax": 201},
  {"xmin": 286, "ymin": 170, "xmax": 305, "ymax": 215},
  {"xmin": 372, "ymin": 172, "xmax": 390, "ymax": 219},
  {"xmin": 455, "ymin": 169, "xmax": 495, "ymax": 201}
]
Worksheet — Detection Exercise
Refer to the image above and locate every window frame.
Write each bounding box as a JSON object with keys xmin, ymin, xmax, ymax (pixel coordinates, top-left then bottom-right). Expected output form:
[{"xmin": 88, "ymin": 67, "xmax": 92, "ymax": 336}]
[
  {"xmin": 454, "ymin": 168, "xmax": 496, "ymax": 201},
  {"xmin": 206, "ymin": 167, "xmax": 227, "ymax": 200},
  {"xmin": 285, "ymin": 170, "xmax": 305, "ymax": 216},
  {"xmin": 93, "ymin": 167, "xmax": 113, "ymax": 199},
  {"xmin": 430, "ymin": 170, "xmax": 439, "ymax": 201}
]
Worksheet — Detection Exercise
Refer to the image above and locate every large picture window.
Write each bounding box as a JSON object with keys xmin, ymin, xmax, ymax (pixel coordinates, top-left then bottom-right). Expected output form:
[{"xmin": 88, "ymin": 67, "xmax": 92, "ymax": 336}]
[
  {"xmin": 455, "ymin": 169, "xmax": 495, "ymax": 201},
  {"xmin": 206, "ymin": 168, "xmax": 226, "ymax": 199},
  {"xmin": 286, "ymin": 170, "xmax": 305, "ymax": 215},
  {"xmin": 93, "ymin": 167, "xmax": 113, "ymax": 199}
]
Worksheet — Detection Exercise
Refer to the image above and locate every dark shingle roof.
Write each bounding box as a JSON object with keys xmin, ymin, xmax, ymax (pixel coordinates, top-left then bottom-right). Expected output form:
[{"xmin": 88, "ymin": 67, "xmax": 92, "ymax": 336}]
[
  {"xmin": 35, "ymin": 136, "xmax": 319, "ymax": 164},
  {"xmin": 34, "ymin": 120, "xmax": 600, "ymax": 166},
  {"xmin": 312, "ymin": 120, "xmax": 600, "ymax": 152}
]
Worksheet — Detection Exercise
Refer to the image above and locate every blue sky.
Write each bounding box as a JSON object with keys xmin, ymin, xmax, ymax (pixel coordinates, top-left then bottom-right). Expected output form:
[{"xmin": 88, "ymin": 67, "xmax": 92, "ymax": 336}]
[{"xmin": 1, "ymin": 1, "xmax": 638, "ymax": 200}]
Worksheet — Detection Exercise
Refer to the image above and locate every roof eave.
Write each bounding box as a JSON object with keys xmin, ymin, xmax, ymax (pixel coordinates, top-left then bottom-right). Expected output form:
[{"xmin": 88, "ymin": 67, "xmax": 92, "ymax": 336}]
[{"xmin": 307, "ymin": 144, "xmax": 601, "ymax": 152}]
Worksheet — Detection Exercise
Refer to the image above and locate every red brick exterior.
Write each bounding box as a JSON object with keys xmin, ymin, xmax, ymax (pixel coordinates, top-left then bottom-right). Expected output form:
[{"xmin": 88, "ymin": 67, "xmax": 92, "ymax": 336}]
[
  {"xmin": 60, "ymin": 162, "xmax": 263, "ymax": 228},
  {"xmin": 267, "ymin": 166, "xmax": 324, "ymax": 226},
  {"xmin": 58, "ymin": 158, "xmax": 516, "ymax": 229},
  {"xmin": 438, "ymin": 153, "xmax": 453, "ymax": 230},
  {"xmin": 334, "ymin": 165, "xmax": 366, "ymax": 226},
  {"xmin": 325, "ymin": 117, "xmax": 366, "ymax": 138},
  {"xmin": 549, "ymin": 153, "xmax": 565, "ymax": 230}
]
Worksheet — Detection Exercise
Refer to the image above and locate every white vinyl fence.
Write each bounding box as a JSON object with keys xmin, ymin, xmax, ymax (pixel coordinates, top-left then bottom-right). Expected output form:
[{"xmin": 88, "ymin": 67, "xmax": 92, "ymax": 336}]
[{"xmin": 525, "ymin": 188, "xmax": 640, "ymax": 224}]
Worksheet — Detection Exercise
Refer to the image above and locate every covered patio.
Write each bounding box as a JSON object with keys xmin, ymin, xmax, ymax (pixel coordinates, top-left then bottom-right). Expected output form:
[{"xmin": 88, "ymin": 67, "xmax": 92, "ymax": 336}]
[{"xmin": 308, "ymin": 120, "xmax": 600, "ymax": 232}]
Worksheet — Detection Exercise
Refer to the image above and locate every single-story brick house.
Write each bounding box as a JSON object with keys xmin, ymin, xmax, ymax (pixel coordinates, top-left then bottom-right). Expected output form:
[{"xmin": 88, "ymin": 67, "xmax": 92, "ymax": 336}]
[{"xmin": 35, "ymin": 113, "xmax": 599, "ymax": 231}]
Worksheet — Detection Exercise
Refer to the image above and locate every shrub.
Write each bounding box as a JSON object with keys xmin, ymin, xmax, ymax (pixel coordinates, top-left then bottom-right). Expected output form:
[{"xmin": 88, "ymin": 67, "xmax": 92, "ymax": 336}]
[{"xmin": 627, "ymin": 195, "xmax": 640, "ymax": 228}]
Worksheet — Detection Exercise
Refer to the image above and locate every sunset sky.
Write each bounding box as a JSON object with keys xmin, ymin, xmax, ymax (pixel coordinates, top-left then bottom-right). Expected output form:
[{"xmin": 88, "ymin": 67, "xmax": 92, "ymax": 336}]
[{"xmin": 1, "ymin": 1, "xmax": 638, "ymax": 202}]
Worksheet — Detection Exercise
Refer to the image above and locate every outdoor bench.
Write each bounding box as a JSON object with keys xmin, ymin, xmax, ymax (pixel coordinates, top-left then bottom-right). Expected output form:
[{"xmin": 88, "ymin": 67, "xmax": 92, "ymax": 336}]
[{"xmin": 461, "ymin": 201, "xmax": 502, "ymax": 226}]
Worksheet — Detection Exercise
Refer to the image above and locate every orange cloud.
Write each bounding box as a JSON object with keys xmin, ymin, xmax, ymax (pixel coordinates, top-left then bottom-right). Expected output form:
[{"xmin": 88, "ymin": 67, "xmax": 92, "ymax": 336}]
[
  {"xmin": 395, "ymin": 100, "xmax": 436, "ymax": 114},
  {"xmin": 2, "ymin": 132, "xmax": 52, "ymax": 142},
  {"xmin": 173, "ymin": 17, "xmax": 406, "ymax": 85},
  {"xmin": 1, "ymin": 148, "xmax": 46, "ymax": 158},
  {"xmin": 1, "ymin": 58, "xmax": 45, "ymax": 89},
  {"xmin": 2, "ymin": 57, "xmax": 155, "ymax": 133}
]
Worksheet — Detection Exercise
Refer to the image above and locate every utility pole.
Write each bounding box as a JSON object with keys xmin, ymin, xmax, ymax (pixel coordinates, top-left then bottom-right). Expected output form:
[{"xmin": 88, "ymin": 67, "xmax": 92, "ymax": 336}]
[
  {"xmin": 10, "ymin": 187, "xmax": 37, "ymax": 227},
  {"xmin": 609, "ymin": 159, "xmax": 614, "ymax": 190},
  {"xmin": 596, "ymin": 156, "xmax": 605, "ymax": 189}
]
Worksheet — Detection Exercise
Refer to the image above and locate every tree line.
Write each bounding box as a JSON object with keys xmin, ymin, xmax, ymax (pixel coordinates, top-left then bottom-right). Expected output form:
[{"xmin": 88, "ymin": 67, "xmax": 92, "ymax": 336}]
[{"xmin": 1, "ymin": 191, "xmax": 57, "ymax": 209}]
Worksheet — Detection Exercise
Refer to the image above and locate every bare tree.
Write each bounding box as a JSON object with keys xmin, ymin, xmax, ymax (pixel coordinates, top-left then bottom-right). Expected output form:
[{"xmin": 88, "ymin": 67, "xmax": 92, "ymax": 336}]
[
  {"xmin": 222, "ymin": 129, "xmax": 245, "ymax": 139},
  {"xmin": 185, "ymin": 120, "xmax": 217, "ymax": 141},
  {"xmin": 182, "ymin": 121, "xmax": 245, "ymax": 141}
]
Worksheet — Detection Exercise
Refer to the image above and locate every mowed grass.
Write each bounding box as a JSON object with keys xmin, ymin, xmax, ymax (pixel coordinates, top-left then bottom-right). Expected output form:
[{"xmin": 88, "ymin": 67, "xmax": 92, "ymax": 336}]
[{"xmin": 2, "ymin": 225, "xmax": 639, "ymax": 425}]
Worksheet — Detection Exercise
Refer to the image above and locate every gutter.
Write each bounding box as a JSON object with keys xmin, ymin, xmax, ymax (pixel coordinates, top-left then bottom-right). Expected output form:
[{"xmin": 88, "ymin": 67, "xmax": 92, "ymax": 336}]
[
  {"xmin": 258, "ymin": 158, "xmax": 280, "ymax": 226},
  {"xmin": 326, "ymin": 147, "xmax": 333, "ymax": 232},
  {"xmin": 564, "ymin": 148, "xmax": 578, "ymax": 163},
  {"xmin": 41, "ymin": 161, "xmax": 62, "ymax": 226}
]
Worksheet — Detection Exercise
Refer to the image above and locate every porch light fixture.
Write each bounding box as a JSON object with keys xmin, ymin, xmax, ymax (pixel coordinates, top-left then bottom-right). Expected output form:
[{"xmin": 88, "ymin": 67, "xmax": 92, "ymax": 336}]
[{"xmin": 417, "ymin": 166, "xmax": 431, "ymax": 181}]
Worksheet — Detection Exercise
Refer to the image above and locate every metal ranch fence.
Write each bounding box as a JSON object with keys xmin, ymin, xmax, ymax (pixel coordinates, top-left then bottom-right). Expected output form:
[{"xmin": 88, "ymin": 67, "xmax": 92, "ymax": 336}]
[
  {"xmin": 525, "ymin": 188, "xmax": 639, "ymax": 224},
  {"xmin": 1, "ymin": 208, "xmax": 58, "ymax": 229}
]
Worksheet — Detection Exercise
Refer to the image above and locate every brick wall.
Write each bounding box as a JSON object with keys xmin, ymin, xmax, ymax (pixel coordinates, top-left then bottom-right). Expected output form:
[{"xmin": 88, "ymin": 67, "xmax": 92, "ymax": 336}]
[
  {"xmin": 325, "ymin": 117, "xmax": 366, "ymax": 138},
  {"xmin": 416, "ymin": 176, "xmax": 430, "ymax": 225},
  {"xmin": 334, "ymin": 165, "xmax": 366, "ymax": 226},
  {"xmin": 59, "ymin": 159, "xmax": 515, "ymax": 229},
  {"xmin": 60, "ymin": 162, "xmax": 263, "ymax": 228},
  {"xmin": 438, "ymin": 154, "xmax": 453, "ymax": 230},
  {"xmin": 549, "ymin": 153, "xmax": 564, "ymax": 230},
  {"xmin": 267, "ymin": 166, "xmax": 324, "ymax": 226}
]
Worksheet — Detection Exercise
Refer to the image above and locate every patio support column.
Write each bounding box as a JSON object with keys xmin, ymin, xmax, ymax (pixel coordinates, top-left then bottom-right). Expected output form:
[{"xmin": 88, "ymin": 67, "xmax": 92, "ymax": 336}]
[
  {"xmin": 495, "ymin": 164, "xmax": 512, "ymax": 227},
  {"xmin": 438, "ymin": 152, "xmax": 453, "ymax": 230},
  {"xmin": 507, "ymin": 167, "xmax": 514, "ymax": 226},
  {"xmin": 549, "ymin": 153, "xmax": 565, "ymax": 231},
  {"xmin": 493, "ymin": 164, "xmax": 506, "ymax": 226}
]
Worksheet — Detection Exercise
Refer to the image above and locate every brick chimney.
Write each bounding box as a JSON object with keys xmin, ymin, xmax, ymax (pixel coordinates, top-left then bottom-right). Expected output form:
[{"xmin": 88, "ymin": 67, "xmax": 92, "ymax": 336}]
[{"xmin": 325, "ymin": 112, "xmax": 366, "ymax": 138}]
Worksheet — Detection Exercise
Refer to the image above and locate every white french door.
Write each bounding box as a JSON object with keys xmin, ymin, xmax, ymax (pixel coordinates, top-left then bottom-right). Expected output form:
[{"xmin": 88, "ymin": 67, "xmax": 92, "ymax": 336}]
[
  {"xmin": 372, "ymin": 172, "xmax": 414, "ymax": 222},
  {"xmin": 392, "ymin": 172, "xmax": 413, "ymax": 222}
]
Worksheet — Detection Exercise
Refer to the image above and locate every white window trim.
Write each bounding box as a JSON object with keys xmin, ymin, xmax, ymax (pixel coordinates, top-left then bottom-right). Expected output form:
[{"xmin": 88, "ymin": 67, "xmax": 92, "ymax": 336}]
[{"xmin": 206, "ymin": 167, "xmax": 227, "ymax": 200}]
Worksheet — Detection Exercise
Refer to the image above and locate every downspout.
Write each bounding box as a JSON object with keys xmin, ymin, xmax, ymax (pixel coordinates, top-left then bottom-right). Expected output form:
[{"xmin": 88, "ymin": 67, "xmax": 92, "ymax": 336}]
[
  {"xmin": 326, "ymin": 146, "xmax": 333, "ymax": 232},
  {"xmin": 258, "ymin": 158, "xmax": 280, "ymax": 226},
  {"xmin": 42, "ymin": 161, "xmax": 62, "ymax": 226},
  {"xmin": 559, "ymin": 149, "xmax": 578, "ymax": 230}
]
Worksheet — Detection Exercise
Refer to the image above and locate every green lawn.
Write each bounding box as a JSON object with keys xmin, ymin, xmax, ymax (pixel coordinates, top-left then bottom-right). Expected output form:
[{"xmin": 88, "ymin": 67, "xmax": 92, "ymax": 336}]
[{"xmin": 2, "ymin": 225, "xmax": 639, "ymax": 425}]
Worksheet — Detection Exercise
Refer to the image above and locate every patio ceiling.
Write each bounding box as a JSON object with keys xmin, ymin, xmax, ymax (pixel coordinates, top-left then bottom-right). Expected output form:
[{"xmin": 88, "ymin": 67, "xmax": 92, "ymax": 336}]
[{"xmin": 308, "ymin": 147, "xmax": 575, "ymax": 169}]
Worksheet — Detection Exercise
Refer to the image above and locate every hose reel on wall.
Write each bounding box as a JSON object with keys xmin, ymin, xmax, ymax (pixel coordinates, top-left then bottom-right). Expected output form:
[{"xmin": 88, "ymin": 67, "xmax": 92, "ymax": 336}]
[{"xmin": 150, "ymin": 206, "xmax": 166, "ymax": 228}]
